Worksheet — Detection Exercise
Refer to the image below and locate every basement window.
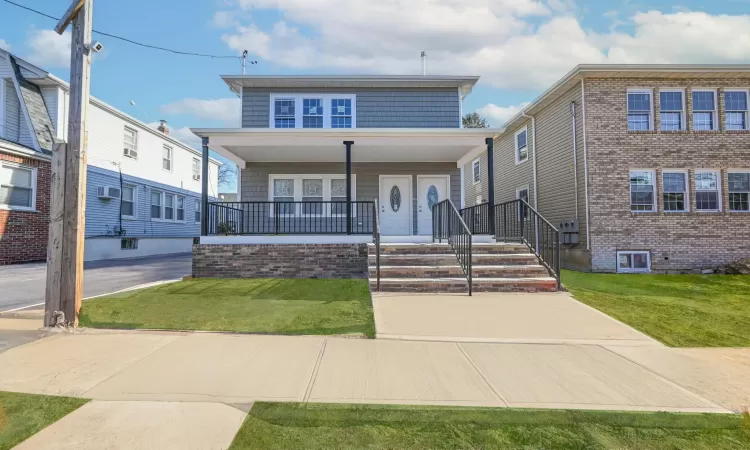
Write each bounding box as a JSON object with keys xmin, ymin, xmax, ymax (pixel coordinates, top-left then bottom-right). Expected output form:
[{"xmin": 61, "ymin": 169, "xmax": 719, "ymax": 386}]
[
  {"xmin": 617, "ymin": 251, "xmax": 650, "ymax": 273},
  {"xmin": 121, "ymin": 237, "xmax": 138, "ymax": 250}
]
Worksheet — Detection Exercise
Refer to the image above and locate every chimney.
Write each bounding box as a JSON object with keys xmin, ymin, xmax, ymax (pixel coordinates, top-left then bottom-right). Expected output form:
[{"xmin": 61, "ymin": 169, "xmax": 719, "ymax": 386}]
[{"xmin": 157, "ymin": 119, "xmax": 169, "ymax": 135}]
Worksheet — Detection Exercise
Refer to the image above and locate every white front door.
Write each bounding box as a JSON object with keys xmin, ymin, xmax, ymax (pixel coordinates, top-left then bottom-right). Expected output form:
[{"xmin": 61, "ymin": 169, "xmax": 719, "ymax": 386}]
[
  {"xmin": 379, "ymin": 175, "xmax": 411, "ymax": 235},
  {"xmin": 417, "ymin": 176, "xmax": 449, "ymax": 235}
]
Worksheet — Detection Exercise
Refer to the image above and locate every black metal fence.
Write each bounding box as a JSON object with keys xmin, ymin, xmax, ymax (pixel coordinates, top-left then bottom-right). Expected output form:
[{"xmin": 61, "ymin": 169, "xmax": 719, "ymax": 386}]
[
  {"xmin": 206, "ymin": 201, "xmax": 375, "ymax": 235},
  {"xmin": 432, "ymin": 199, "xmax": 473, "ymax": 295},
  {"xmin": 460, "ymin": 202, "xmax": 491, "ymax": 234}
]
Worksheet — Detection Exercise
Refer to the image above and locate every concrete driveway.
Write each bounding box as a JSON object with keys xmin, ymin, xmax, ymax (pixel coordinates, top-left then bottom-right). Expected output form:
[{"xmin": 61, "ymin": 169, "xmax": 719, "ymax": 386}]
[
  {"xmin": 372, "ymin": 292, "xmax": 659, "ymax": 346},
  {"xmin": 0, "ymin": 254, "xmax": 192, "ymax": 313}
]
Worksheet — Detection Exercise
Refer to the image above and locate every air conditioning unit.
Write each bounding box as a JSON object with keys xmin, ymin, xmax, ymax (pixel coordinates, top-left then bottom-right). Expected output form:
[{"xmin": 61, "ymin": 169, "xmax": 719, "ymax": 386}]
[
  {"xmin": 192, "ymin": 174, "xmax": 201, "ymax": 181},
  {"xmin": 123, "ymin": 148, "xmax": 138, "ymax": 158},
  {"xmin": 97, "ymin": 186, "xmax": 121, "ymax": 200}
]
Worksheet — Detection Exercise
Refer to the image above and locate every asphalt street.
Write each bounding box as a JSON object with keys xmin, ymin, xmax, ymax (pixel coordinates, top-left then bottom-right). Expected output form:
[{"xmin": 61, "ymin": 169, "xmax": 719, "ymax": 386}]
[{"xmin": 0, "ymin": 254, "xmax": 192, "ymax": 313}]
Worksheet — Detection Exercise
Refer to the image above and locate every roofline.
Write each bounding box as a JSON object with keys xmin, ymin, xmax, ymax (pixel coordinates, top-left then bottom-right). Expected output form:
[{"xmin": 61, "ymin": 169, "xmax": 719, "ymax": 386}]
[
  {"xmin": 500, "ymin": 63, "xmax": 750, "ymax": 130},
  {"xmin": 0, "ymin": 140, "xmax": 52, "ymax": 161},
  {"xmin": 190, "ymin": 127, "xmax": 503, "ymax": 138}
]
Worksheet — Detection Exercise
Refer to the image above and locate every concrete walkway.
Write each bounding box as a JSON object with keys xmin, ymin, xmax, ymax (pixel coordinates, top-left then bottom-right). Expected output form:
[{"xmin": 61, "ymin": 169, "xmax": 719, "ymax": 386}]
[{"xmin": 0, "ymin": 328, "xmax": 730, "ymax": 413}]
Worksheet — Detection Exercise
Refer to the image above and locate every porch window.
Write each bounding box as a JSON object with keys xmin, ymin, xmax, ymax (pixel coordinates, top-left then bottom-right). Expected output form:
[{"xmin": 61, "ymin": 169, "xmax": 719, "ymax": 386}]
[
  {"xmin": 269, "ymin": 174, "xmax": 355, "ymax": 217},
  {"xmin": 273, "ymin": 178, "xmax": 296, "ymax": 216},
  {"xmin": 302, "ymin": 178, "xmax": 324, "ymax": 215},
  {"xmin": 270, "ymin": 94, "xmax": 356, "ymax": 128},
  {"xmin": 330, "ymin": 178, "xmax": 347, "ymax": 215}
]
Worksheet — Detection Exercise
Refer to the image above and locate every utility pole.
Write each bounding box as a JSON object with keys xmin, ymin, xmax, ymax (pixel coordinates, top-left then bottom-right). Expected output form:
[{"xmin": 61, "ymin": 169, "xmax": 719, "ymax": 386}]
[{"xmin": 44, "ymin": 0, "xmax": 93, "ymax": 327}]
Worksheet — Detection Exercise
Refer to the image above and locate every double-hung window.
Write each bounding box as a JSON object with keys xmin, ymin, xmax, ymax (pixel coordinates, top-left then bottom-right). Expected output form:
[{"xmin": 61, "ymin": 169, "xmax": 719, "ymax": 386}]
[
  {"xmin": 725, "ymin": 90, "xmax": 749, "ymax": 131},
  {"xmin": 728, "ymin": 171, "xmax": 750, "ymax": 212},
  {"xmin": 272, "ymin": 178, "xmax": 296, "ymax": 216},
  {"xmin": 164, "ymin": 194, "xmax": 175, "ymax": 220},
  {"xmin": 194, "ymin": 199, "xmax": 201, "ymax": 223},
  {"xmin": 162, "ymin": 145, "xmax": 172, "ymax": 172},
  {"xmin": 630, "ymin": 170, "xmax": 656, "ymax": 212},
  {"xmin": 692, "ymin": 90, "xmax": 717, "ymax": 131},
  {"xmin": 472, "ymin": 158, "xmax": 481, "ymax": 185},
  {"xmin": 627, "ymin": 89, "xmax": 652, "ymax": 131},
  {"xmin": 330, "ymin": 179, "xmax": 347, "ymax": 216},
  {"xmin": 0, "ymin": 162, "xmax": 35, "ymax": 210},
  {"xmin": 176, "ymin": 196, "xmax": 185, "ymax": 221},
  {"xmin": 515, "ymin": 127, "xmax": 528, "ymax": 164},
  {"xmin": 270, "ymin": 94, "xmax": 356, "ymax": 128},
  {"xmin": 302, "ymin": 178, "xmax": 324, "ymax": 216},
  {"xmin": 192, "ymin": 158, "xmax": 200, "ymax": 180},
  {"xmin": 123, "ymin": 127, "xmax": 138, "ymax": 158},
  {"xmin": 150, "ymin": 190, "xmax": 162, "ymax": 219},
  {"xmin": 659, "ymin": 90, "xmax": 685, "ymax": 131},
  {"xmin": 121, "ymin": 185, "xmax": 136, "ymax": 218},
  {"xmin": 269, "ymin": 175, "xmax": 354, "ymax": 217},
  {"xmin": 662, "ymin": 171, "xmax": 688, "ymax": 212},
  {"xmin": 695, "ymin": 170, "xmax": 721, "ymax": 212}
]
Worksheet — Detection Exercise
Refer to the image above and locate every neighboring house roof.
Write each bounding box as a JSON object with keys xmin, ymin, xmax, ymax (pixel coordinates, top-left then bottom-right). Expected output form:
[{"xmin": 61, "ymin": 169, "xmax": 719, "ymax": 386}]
[
  {"xmin": 0, "ymin": 137, "xmax": 51, "ymax": 160},
  {"xmin": 501, "ymin": 63, "xmax": 750, "ymax": 131},
  {"xmin": 8, "ymin": 55, "xmax": 59, "ymax": 154},
  {"xmin": 222, "ymin": 75, "xmax": 480, "ymax": 99}
]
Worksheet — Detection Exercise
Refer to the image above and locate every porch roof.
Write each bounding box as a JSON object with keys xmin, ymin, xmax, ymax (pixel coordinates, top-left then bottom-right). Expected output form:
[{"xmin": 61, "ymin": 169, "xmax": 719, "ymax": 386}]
[{"xmin": 190, "ymin": 128, "xmax": 502, "ymax": 167}]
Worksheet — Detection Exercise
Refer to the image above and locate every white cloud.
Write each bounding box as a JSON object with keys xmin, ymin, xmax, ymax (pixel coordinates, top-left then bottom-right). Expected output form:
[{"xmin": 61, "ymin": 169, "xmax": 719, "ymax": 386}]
[
  {"xmin": 212, "ymin": 11, "xmax": 239, "ymax": 28},
  {"xmin": 0, "ymin": 39, "xmax": 11, "ymax": 51},
  {"xmin": 26, "ymin": 30, "xmax": 71, "ymax": 68},
  {"xmin": 148, "ymin": 122, "xmax": 202, "ymax": 149},
  {"xmin": 217, "ymin": 2, "xmax": 750, "ymax": 90},
  {"xmin": 160, "ymin": 98, "xmax": 240, "ymax": 125},
  {"xmin": 476, "ymin": 102, "xmax": 530, "ymax": 127}
]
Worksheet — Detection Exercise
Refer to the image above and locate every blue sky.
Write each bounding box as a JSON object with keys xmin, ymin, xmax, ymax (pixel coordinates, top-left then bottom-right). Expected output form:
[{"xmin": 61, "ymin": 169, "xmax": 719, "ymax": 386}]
[{"xmin": 1, "ymin": 0, "xmax": 750, "ymax": 192}]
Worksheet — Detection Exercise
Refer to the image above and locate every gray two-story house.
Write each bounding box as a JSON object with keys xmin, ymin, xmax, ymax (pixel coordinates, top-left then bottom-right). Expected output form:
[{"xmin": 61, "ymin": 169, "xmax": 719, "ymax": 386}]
[{"xmin": 190, "ymin": 75, "xmax": 559, "ymax": 293}]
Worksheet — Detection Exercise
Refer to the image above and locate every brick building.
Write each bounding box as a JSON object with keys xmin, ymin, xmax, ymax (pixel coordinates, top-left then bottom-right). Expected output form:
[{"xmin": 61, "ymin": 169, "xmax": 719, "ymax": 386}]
[{"xmin": 462, "ymin": 65, "xmax": 750, "ymax": 273}]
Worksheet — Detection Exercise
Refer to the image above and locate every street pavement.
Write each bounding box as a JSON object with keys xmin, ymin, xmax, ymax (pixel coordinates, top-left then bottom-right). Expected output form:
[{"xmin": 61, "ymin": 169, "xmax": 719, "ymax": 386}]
[{"xmin": 0, "ymin": 254, "xmax": 192, "ymax": 313}]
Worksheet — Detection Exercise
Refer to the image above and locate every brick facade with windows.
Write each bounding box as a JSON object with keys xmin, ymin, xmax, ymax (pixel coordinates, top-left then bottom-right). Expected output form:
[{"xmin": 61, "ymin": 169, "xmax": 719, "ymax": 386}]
[
  {"xmin": 0, "ymin": 151, "xmax": 51, "ymax": 265},
  {"xmin": 585, "ymin": 77, "xmax": 750, "ymax": 272}
]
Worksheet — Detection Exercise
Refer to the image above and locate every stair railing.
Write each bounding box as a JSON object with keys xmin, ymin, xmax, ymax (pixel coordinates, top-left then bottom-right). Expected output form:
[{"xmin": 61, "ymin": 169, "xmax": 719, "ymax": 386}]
[
  {"xmin": 373, "ymin": 198, "xmax": 381, "ymax": 292},
  {"xmin": 432, "ymin": 199, "xmax": 473, "ymax": 295}
]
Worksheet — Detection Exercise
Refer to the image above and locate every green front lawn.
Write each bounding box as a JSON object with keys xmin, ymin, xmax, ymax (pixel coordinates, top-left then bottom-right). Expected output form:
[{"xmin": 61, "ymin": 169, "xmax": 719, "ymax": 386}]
[
  {"xmin": 0, "ymin": 392, "xmax": 88, "ymax": 450},
  {"xmin": 562, "ymin": 271, "xmax": 750, "ymax": 347},
  {"xmin": 229, "ymin": 402, "xmax": 750, "ymax": 450},
  {"xmin": 79, "ymin": 278, "xmax": 375, "ymax": 338}
]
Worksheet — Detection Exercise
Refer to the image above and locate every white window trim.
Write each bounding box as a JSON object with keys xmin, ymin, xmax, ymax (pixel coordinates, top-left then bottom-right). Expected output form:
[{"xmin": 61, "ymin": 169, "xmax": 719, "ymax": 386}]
[
  {"xmin": 162, "ymin": 145, "xmax": 173, "ymax": 173},
  {"xmin": 472, "ymin": 158, "xmax": 481, "ymax": 185},
  {"xmin": 658, "ymin": 88, "xmax": 686, "ymax": 131},
  {"xmin": 175, "ymin": 195, "xmax": 186, "ymax": 222},
  {"xmin": 629, "ymin": 169, "xmax": 657, "ymax": 213},
  {"xmin": 194, "ymin": 198, "xmax": 201, "ymax": 224},
  {"xmin": 192, "ymin": 158, "xmax": 200, "ymax": 179},
  {"xmin": 691, "ymin": 88, "xmax": 718, "ymax": 131},
  {"xmin": 724, "ymin": 88, "xmax": 750, "ymax": 131},
  {"xmin": 661, "ymin": 169, "xmax": 689, "ymax": 213},
  {"xmin": 516, "ymin": 185, "xmax": 530, "ymax": 202},
  {"xmin": 616, "ymin": 250, "xmax": 651, "ymax": 273},
  {"xmin": 475, "ymin": 195, "xmax": 483, "ymax": 205},
  {"xmin": 269, "ymin": 94, "xmax": 357, "ymax": 129},
  {"xmin": 150, "ymin": 189, "xmax": 163, "ymax": 220},
  {"xmin": 123, "ymin": 126, "xmax": 138, "ymax": 159},
  {"xmin": 121, "ymin": 184, "xmax": 137, "ymax": 220},
  {"xmin": 164, "ymin": 193, "xmax": 176, "ymax": 221},
  {"xmin": 0, "ymin": 161, "xmax": 37, "ymax": 212},
  {"xmin": 514, "ymin": 126, "xmax": 528, "ymax": 165},
  {"xmin": 695, "ymin": 169, "xmax": 722, "ymax": 212},
  {"xmin": 149, "ymin": 189, "xmax": 186, "ymax": 222},
  {"xmin": 268, "ymin": 174, "xmax": 356, "ymax": 218},
  {"xmin": 727, "ymin": 169, "xmax": 750, "ymax": 212},
  {"xmin": 627, "ymin": 88, "xmax": 654, "ymax": 131}
]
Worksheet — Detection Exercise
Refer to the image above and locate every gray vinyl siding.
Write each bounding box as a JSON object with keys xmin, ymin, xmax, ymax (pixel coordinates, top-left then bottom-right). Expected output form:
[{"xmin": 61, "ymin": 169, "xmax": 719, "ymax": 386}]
[
  {"xmin": 240, "ymin": 162, "xmax": 460, "ymax": 235},
  {"xmin": 3, "ymin": 79, "xmax": 22, "ymax": 142},
  {"xmin": 494, "ymin": 119, "xmax": 535, "ymax": 205},
  {"xmin": 462, "ymin": 153, "xmax": 488, "ymax": 207},
  {"xmin": 535, "ymin": 83, "xmax": 587, "ymax": 246},
  {"xmin": 242, "ymin": 87, "xmax": 460, "ymax": 128}
]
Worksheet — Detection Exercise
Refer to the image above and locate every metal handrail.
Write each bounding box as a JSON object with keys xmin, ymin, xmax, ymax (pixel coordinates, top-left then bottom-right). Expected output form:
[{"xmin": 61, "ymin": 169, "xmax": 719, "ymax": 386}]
[
  {"xmin": 373, "ymin": 199, "xmax": 381, "ymax": 292},
  {"xmin": 459, "ymin": 202, "xmax": 491, "ymax": 234},
  {"xmin": 432, "ymin": 199, "xmax": 473, "ymax": 295}
]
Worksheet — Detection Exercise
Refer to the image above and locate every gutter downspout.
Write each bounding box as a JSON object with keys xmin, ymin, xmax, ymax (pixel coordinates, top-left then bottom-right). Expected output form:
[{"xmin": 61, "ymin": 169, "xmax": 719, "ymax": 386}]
[
  {"xmin": 570, "ymin": 102, "xmax": 579, "ymax": 221},
  {"xmin": 522, "ymin": 111, "xmax": 539, "ymax": 251},
  {"xmin": 580, "ymin": 79, "xmax": 591, "ymax": 250}
]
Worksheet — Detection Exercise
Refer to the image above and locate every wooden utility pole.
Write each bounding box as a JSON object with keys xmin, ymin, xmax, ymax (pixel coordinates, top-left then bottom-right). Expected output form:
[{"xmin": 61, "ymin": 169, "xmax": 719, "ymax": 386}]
[{"xmin": 44, "ymin": 0, "xmax": 93, "ymax": 327}]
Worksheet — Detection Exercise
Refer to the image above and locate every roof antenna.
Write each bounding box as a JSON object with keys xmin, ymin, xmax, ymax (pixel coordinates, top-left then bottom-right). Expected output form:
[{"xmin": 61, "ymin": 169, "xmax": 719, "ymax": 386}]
[
  {"xmin": 421, "ymin": 51, "xmax": 427, "ymax": 76},
  {"xmin": 242, "ymin": 50, "xmax": 248, "ymax": 75}
]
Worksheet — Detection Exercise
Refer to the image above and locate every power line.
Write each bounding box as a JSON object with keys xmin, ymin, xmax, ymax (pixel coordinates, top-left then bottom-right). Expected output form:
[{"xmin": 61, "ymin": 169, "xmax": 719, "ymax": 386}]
[{"xmin": 2, "ymin": 0, "xmax": 242, "ymax": 60}]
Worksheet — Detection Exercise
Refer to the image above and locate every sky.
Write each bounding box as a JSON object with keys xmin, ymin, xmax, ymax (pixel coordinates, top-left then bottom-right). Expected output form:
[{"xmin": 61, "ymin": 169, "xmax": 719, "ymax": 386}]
[{"xmin": 2, "ymin": 0, "xmax": 750, "ymax": 192}]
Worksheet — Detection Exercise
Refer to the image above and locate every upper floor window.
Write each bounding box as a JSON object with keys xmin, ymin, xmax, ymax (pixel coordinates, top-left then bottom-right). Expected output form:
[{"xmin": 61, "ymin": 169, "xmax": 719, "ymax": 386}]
[
  {"xmin": 270, "ymin": 94, "xmax": 356, "ymax": 129},
  {"xmin": 0, "ymin": 162, "xmax": 36, "ymax": 211},
  {"xmin": 725, "ymin": 90, "xmax": 748, "ymax": 131},
  {"xmin": 515, "ymin": 127, "xmax": 528, "ymax": 164},
  {"xmin": 123, "ymin": 127, "xmax": 138, "ymax": 158},
  {"xmin": 659, "ymin": 90, "xmax": 685, "ymax": 131},
  {"xmin": 728, "ymin": 171, "xmax": 750, "ymax": 212},
  {"xmin": 692, "ymin": 90, "xmax": 717, "ymax": 131},
  {"xmin": 695, "ymin": 170, "xmax": 721, "ymax": 211},
  {"xmin": 162, "ymin": 145, "xmax": 172, "ymax": 172},
  {"xmin": 192, "ymin": 158, "xmax": 200, "ymax": 180},
  {"xmin": 627, "ymin": 89, "xmax": 652, "ymax": 131},
  {"xmin": 472, "ymin": 158, "xmax": 481, "ymax": 185},
  {"xmin": 630, "ymin": 170, "xmax": 656, "ymax": 212}
]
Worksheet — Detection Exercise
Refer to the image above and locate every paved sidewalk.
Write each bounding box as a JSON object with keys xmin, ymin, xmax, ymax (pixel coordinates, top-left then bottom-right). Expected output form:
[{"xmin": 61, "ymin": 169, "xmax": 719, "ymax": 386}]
[
  {"xmin": 0, "ymin": 329, "xmax": 729, "ymax": 413},
  {"xmin": 373, "ymin": 292, "xmax": 659, "ymax": 346}
]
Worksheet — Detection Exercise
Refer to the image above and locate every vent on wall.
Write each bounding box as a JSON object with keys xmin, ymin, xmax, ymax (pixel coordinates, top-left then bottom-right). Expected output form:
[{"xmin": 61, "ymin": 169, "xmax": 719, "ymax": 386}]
[{"xmin": 97, "ymin": 186, "xmax": 121, "ymax": 199}]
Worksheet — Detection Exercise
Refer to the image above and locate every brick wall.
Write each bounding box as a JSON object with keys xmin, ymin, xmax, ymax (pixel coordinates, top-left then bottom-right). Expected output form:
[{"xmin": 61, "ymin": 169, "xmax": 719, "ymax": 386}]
[
  {"xmin": 192, "ymin": 243, "xmax": 369, "ymax": 278},
  {"xmin": 0, "ymin": 151, "xmax": 50, "ymax": 265},
  {"xmin": 584, "ymin": 77, "xmax": 750, "ymax": 272}
]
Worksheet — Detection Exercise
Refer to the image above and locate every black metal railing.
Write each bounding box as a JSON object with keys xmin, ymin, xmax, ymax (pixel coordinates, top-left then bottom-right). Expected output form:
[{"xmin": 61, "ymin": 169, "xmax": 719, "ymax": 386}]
[
  {"xmin": 460, "ymin": 202, "xmax": 491, "ymax": 234},
  {"xmin": 206, "ymin": 201, "xmax": 375, "ymax": 235},
  {"xmin": 495, "ymin": 199, "xmax": 561, "ymax": 290},
  {"xmin": 373, "ymin": 199, "xmax": 381, "ymax": 292},
  {"xmin": 432, "ymin": 199, "xmax": 473, "ymax": 295}
]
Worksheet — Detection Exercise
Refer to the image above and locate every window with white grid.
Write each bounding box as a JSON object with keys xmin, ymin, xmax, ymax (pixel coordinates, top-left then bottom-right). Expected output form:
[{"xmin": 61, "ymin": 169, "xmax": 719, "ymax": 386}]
[
  {"xmin": 728, "ymin": 171, "xmax": 750, "ymax": 212},
  {"xmin": 472, "ymin": 158, "xmax": 481, "ymax": 184},
  {"xmin": 270, "ymin": 94, "xmax": 356, "ymax": 128},
  {"xmin": 630, "ymin": 170, "xmax": 656, "ymax": 212},
  {"xmin": 162, "ymin": 145, "xmax": 172, "ymax": 172},
  {"xmin": 662, "ymin": 171, "xmax": 688, "ymax": 212},
  {"xmin": 331, "ymin": 98, "xmax": 352, "ymax": 128},
  {"xmin": 695, "ymin": 170, "xmax": 721, "ymax": 211},
  {"xmin": 302, "ymin": 99, "xmax": 323, "ymax": 128},
  {"xmin": 0, "ymin": 163, "xmax": 35, "ymax": 210},
  {"xmin": 692, "ymin": 90, "xmax": 717, "ymax": 131},
  {"xmin": 515, "ymin": 127, "xmax": 528, "ymax": 164},
  {"xmin": 273, "ymin": 98, "xmax": 296, "ymax": 129},
  {"xmin": 123, "ymin": 127, "xmax": 138, "ymax": 158},
  {"xmin": 725, "ymin": 90, "xmax": 749, "ymax": 131},
  {"xmin": 659, "ymin": 90, "xmax": 684, "ymax": 131},
  {"xmin": 627, "ymin": 89, "xmax": 652, "ymax": 131}
]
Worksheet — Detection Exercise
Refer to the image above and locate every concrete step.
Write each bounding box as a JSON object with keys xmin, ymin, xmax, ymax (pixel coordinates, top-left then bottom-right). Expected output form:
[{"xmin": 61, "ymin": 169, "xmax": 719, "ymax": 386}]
[
  {"xmin": 370, "ymin": 265, "xmax": 550, "ymax": 279},
  {"xmin": 369, "ymin": 243, "xmax": 529, "ymax": 256},
  {"xmin": 369, "ymin": 277, "xmax": 559, "ymax": 293},
  {"xmin": 369, "ymin": 253, "xmax": 540, "ymax": 267}
]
